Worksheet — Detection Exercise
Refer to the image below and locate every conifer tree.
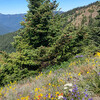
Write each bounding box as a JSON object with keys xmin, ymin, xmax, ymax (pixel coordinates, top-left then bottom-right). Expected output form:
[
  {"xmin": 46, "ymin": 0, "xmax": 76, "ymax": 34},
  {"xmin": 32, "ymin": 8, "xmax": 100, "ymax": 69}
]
[
  {"xmin": 95, "ymin": 10, "xmax": 100, "ymax": 27},
  {"xmin": 89, "ymin": 10, "xmax": 100, "ymax": 50},
  {"xmin": 14, "ymin": 0, "xmax": 61, "ymax": 51},
  {"xmin": 12, "ymin": 0, "xmax": 62, "ymax": 69}
]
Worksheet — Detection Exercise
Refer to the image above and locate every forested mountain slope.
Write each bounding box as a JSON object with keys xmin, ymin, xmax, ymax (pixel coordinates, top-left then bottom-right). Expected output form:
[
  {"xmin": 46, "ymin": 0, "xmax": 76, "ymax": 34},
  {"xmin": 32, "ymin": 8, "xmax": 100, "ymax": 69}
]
[
  {"xmin": 62, "ymin": 1, "xmax": 100, "ymax": 26},
  {"xmin": 0, "ymin": 24, "xmax": 13, "ymax": 35},
  {"xmin": 0, "ymin": 31, "xmax": 18, "ymax": 53}
]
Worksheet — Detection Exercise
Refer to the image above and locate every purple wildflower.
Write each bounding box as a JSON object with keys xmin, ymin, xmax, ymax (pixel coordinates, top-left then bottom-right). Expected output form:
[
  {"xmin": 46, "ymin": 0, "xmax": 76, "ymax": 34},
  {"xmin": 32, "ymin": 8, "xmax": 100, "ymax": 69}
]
[
  {"xmin": 72, "ymin": 89, "xmax": 75, "ymax": 92},
  {"xmin": 80, "ymin": 55, "xmax": 84, "ymax": 57},
  {"xmin": 57, "ymin": 86, "xmax": 59, "ymax": 88},
  {"xmin": 82, "ymin": 97, "xmax": 84, "ymax": 100},
  {"xmin": 51, "ymin": 94, "xmax": 53, "ymax": 98},
  {"xmin": 85, "ymin": 89, "xmax": 87, "ymax": 91},
  {"xmin": 77, "ymin": 92, "xmax": 80, "ymax": 95},
  {"xmin": 75, "ymin": 55, "xmax": 84, "ymax": 58},
  {"xmin": 30, "ymin": 92, "xmax": 33, "ymax": 94},
  {"xmin": 75, "ymin": 55, "xmax": 79, "ymax": 58},
  {"xmin": 46, "ymin": 94, "xmax": 48, "ymax": 97},
  {"xmin": 72, "ymin": 93, "xmax": 74, "ymax": 95},
  {"xmin": 63, "ymin": 97, "xmax": 67, "ymax": 100},
  {"xmin": 74, "ymin": 85, "xmax": 76, "ymax": 87},
  {"xmin": 98, "ymin": 72, "xmax": 100, "ymax": 76},
  {"xmin": 75, "ymin": 87, "xmax": 78, "ymax": 91},
  {"xmin": 78, "ymin": 97, "xmax": 80, "ymax": 99},
  {"xmin": 85, "ymin": 94, "xmax": 88, "ymax": 97},
  {"xmin": 75, "ymin": 94, "xmax": 77, "ymax": 97}
]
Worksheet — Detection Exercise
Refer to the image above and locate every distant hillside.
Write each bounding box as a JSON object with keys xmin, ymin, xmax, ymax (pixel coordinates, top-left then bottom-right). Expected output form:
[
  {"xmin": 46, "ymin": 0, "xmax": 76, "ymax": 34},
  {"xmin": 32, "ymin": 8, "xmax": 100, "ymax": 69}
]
[
  {"xmin": 0, "ymin": 13, "xmax": 25, "ymax": 35},
  {"xmin": 0, "ymin": 24, "xmax": 12, "ymax": 35},
  {"xmin": 0, "ymin": 31, "xmax": 18, "ymax": 53},
  {"xmin": 62, "ymin": 1, "xmax": 100, "ymax": 26}
]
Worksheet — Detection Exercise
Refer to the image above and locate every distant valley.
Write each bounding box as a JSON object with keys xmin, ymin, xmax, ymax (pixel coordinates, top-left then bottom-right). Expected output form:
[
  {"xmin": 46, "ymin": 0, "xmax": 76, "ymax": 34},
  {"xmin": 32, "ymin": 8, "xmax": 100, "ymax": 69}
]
[{"xmin": 0, "ymin": 13, "xmax": 25, "ymax": 35}]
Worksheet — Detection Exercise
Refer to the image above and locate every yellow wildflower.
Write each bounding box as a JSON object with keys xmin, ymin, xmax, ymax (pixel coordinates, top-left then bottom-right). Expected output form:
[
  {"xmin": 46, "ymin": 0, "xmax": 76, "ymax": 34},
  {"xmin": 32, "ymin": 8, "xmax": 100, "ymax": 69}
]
[
  {"xmin": 78, "ymin": 72, "xmax": 81, "ymax": 76},
  {"xmin": 95, "ymin": 52, "xmax": 100, "ymax": 57},
  {"xmin": 49, "ymin": 83, "xmax": 51, "ymax": 86},
  {"xmin": 87, "ymin": 72, "xmax": 89, "ymax": 74},
  {"xmin": 35, "ymin": 88, "xmax": 38, "ymax": 92},
  {"xmin": 70, "ymin": 76, "xmax": 72, "ymax": 78},
  {"xmin": 69, "ymin": 73, "xmax": 71, "ymax": 75},
  {"xmin": 56, "ymin": 91, "xmax": 59, "ymax": 96},
  {"xmin": 40, "ymin": 93, "xmax": 43, "ymax": 97}
]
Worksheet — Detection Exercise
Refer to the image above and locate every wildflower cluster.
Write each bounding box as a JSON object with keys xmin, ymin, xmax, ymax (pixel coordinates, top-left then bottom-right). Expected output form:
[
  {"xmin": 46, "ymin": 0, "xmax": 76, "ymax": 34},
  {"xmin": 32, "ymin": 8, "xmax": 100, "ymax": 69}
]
[
  {"xmin": 0, "ymin": 81, "xmax": 16, "ymax": 99},
  {"xmin": 63, "ymin": 83, "xmax": 93, "ymax": 100}
]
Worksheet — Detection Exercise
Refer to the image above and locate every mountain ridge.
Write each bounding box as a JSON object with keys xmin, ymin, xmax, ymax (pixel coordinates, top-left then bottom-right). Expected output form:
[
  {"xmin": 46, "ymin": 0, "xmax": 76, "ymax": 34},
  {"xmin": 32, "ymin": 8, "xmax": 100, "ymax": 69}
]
[
  {"xmin": 62, "ymin": 1, "xmax": 100, "ymax": 26},
  {"xmin": 0, "ymin": 11, "xmax": 64, "ymax": 35}
]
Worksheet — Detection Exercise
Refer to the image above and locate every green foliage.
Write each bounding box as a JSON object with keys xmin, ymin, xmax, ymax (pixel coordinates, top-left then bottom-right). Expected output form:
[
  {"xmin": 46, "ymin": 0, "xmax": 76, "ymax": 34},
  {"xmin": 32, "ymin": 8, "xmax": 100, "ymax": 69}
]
[
  {"xmin": 89, "ymin": 10, "xmax": 100, "ymax": 50},
  {"xmin": 88, "ymin": 14, "xmax": 94, "ymax": 26},
  {"xmin": 0, "ymin": 64, "xmax": 38, "ymax": 86},
  {"xmin": 89, "ymin": 70, "xmax": 100, "ymax": 94},
  {"xmin": 95, "ymin": 10, "xmax": 100, "ymax": 27},
  {"xmin": 81, "ymin": 16, "xmax": 87, "ymax": 25},
  {"xmin": 88, "ymin": 9, "xmax": 94, "ymax": 13},
  {"xmin": 0, "ymin": 31, "xmax": 17, "ymax": 53},
  {"xmin": 89, "ymin": 27, "xmax": 100, "ymax": 48},
  {"xmin": 0, "ymin": 51, "xmax": 39, "ymax": 86},
  {"xmin": 39, "ymin": 25, "xmax": 95, "ymax": 66}
]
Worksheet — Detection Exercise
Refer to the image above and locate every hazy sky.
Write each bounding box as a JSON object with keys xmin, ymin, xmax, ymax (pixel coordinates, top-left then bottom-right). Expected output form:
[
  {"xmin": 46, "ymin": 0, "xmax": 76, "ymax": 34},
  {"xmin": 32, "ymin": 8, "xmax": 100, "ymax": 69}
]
[{"xmin": 0, "ymin": 0, "xmax": 99, "ymax": 14}]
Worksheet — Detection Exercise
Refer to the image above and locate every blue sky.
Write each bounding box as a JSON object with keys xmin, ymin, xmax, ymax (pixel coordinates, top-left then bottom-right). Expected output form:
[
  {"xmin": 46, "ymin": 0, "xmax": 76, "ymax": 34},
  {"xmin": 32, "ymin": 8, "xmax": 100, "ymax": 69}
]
[{"xmin": 0, "ymin": 0, "xmax": 99, "ymax": 14}]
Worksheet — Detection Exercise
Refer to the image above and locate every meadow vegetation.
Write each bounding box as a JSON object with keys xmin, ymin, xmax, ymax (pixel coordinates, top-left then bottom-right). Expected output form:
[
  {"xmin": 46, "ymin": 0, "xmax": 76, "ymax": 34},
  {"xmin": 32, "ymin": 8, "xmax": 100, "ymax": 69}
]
[{"xmin": 0, "ymin": 53, "xmax": 100, "ymax": 100}]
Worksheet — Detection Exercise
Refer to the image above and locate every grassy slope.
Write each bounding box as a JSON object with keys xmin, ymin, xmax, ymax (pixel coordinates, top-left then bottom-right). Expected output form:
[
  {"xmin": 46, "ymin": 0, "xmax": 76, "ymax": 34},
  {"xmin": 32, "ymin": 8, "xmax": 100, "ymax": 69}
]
[{"xmin": 0, "ymin": 54, "xmax": 100, "ymax": 100}]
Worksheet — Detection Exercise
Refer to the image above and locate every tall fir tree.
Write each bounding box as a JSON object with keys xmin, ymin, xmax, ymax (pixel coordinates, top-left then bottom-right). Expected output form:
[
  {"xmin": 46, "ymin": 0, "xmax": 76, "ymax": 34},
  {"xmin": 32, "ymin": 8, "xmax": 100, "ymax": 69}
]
[
  {"xmin": 14, "ymin": 0, "xmax": 61, "ymax": 51},
  {"xmin": 12, "ymin": 0, "xmax": 63, "ymax": 70}
]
